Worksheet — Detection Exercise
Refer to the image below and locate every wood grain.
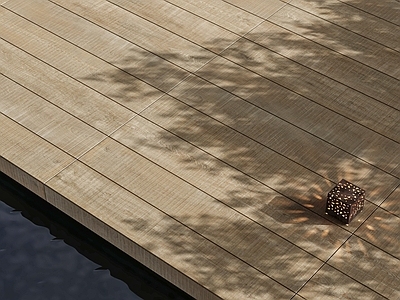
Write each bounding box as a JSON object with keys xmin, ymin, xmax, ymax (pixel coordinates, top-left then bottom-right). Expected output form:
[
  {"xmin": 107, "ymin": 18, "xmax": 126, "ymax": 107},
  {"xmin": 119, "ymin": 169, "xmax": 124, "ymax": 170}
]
[
  {"xmin": 0, "ymin": 74, "xmax": 105, "ymax": 157},
  {"xmin": 49, "ymin": 0, "xmax": 216, "ymax": 72},
  {"xmin": 0, "ymin": 6, "xmax": 163, "ymax": 112},
  {"xmin": 4, "ymin": 0, "xmax": 190, "ymax": 93},
  {"xmin": 327, "ymin": 235, "xmax": 400, "ymax": 298},
  {"xmin": 1, "ymin": 0, "xmax": 398, "ymax": 298},
  {"xmin": 0, "ymin": 114, "xmax": 75, "ymax": 196},
  {"xmin": 381, "ymin": 186, "xmax": 400, "ymax": 217},
  {"xmin": 268, "ymin": 5, "xmax": 400, "ymax": 79},
  {"xmin": 0, "ymin": 39, "xmax": 135, "ymax": 135},
  {"xmin": 80, "ymin": 137, "xmax": 323, "ymax": 291},
  {"xmin": 287, "ymin": 0, "xmax": 400, "ymax": 40},
  {"xmin": 165, "ymin": 0, "xmax": 263, "ymax": 35}
]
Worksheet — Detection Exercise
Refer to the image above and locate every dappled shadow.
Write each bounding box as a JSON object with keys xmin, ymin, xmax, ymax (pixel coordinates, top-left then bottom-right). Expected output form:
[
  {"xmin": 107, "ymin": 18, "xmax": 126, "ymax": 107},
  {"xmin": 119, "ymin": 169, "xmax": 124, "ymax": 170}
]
[
  {"xmin": 260, "ymin": 195, "xmax": 330, "ymax": 225},
  {"xmin": 0, "ymin": 172, "xmax": 193, "ymax": 300},
  {"xmin": 78, "ymin": 0, "xmax": 399, "ymax": 297},
  {"xmin": 325, "ymin": 234, "xmax": 400, "ymax": 298},
  {"xmin": 298, "ymin": 263, "xmax": 390, "ymax": 300},
  {"xmin": 121, "ymin": 214, "xmax": 309, "ymax": 298},
  {"xmin": 4, "ymin": 0, "xmax": 399, "ymax": 298},
  {"xmin": 355, "ymin": 207, "xmax": 400, "ymax": 259}
]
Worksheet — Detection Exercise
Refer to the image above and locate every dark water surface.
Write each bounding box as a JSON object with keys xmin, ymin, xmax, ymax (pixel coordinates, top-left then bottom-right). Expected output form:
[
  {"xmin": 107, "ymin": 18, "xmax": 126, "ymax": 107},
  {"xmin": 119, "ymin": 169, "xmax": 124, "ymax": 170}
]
[{"xmin": 0, "ymin": 172, "xmax": 193, "ymax": 300}]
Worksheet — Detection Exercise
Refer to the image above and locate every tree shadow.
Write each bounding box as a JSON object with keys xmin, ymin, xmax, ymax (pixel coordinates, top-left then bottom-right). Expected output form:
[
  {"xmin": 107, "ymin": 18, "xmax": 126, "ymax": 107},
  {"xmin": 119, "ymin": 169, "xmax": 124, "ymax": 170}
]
[
  {"xmin": 0, "ymin": 172, "xmax": 193, "ymax": 300},
  {"xmin": 74, "ymin": 1, "xmax": 400, "ymax": 297},
  {"xmin": 6, "ymin": 0, "xmax": 399, "ymax": 298},
  {"xmin": 121, "ymin": 214, "xmax": 309, "ymax": 298}
]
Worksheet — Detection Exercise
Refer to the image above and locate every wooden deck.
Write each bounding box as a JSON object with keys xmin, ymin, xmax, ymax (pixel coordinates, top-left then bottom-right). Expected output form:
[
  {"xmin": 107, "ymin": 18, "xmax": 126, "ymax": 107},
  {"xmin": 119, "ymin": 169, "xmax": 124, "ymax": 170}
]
[{"xmin": 0, "ymin": 0, "xmax": 399, "ymax": 299}]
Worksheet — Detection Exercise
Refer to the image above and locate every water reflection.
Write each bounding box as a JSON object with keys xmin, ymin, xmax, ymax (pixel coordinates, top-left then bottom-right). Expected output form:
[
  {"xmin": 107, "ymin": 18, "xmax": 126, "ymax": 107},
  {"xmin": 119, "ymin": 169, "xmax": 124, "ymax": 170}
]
[{"xmin": 0, "ymin": 172, "xmax": 192, "ymax": 300}]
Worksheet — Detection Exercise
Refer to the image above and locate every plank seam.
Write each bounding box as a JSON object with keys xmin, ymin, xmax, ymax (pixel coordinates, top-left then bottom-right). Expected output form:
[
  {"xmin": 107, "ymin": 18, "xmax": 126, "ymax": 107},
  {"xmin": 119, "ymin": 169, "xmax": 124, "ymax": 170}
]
[
  {"xmin": 0, "ymin": 110, "xmax": 288, "ymax": 296},
  {"xmin": 105, "ymin": 0, "xmax": 400, "ymax": 109},
  {"xmin": 0, "ymin": 85, "xmax": 312, "ymax": 294},
  {"xmin": 283, "ymin": 2, "xmax": 400, "ymax": 54},
  {"xmin": 1, "ymin": 25, "xmax": 398, "ymax": 194},
  {"xmin": 43, "ymin": 183, "xmax": 223, "ymax": 300},
  {"xmin": 336, "ymin": 0, "xmax": 400, "ymax": 27},
  {"xmin": 1, "ymin": 71, "xmax": 386, "ymax": 264},
  {"xmin": 295, "ymin": 184, "xmax": 400, "ymax": 299},
  {"xmin": 1, "ymin": 25, "xmax": 398, "ymax": 183},
  {"xmin": 2, "ymin": 5, "xmax": 398, "ymax": 187},
  {"xmin": 48, "ymin": 157, "xmax": 296, "ymax": 294},
  {"xmin": 39, "ymin": 2, "xmax": 400, "ymax": 143},
  {"xmin": 260, "ymin": 18, "xmax": 400, "ymax": 79}
]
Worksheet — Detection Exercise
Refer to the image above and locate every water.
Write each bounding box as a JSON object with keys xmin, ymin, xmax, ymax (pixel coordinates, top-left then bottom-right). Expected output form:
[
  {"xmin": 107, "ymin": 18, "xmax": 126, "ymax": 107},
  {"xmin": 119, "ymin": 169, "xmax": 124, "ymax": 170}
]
[{"xmin": 0, "ymin": 172, "xmax": 192, "ymax": 300}]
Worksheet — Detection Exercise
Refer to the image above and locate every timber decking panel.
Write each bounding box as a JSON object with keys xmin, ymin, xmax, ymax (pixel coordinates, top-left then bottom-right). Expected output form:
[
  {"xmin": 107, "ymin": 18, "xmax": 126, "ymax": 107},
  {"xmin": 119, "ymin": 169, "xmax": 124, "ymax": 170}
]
[
  {"xmin": 1, "ymin": 0, "xmax": 399, "ymax": 298},
  {"xmin": 224, "ymin": 27, "xmax": 400, "ymax": 111},
  {"xmin": 224, "ymin": 0, "xmax": 288, "ymax": 19},
  {"xmin": 285, "ymin": 0, "xmax": 400, "ymax": 45},
  {"xmin": 194, "ymin": 57, "xmax": 400, "ymax": 175},
  {"xmin": 381, "ymin": 186, "xmax": 400, "ymax": 217},
  {"xmin": 164, "ymin": 0, "xmax": 264, "ymax": 35},
  {"xmin": 45, "ymin": 161, "xmax": 294, "ymax": 300},
  {"xmin": 163, "ymin": 75, "xmax": 398, "ymax": 201},
  {"xmin": 298, "ymin": 264, "xmax": 387, "ymax": 300},
  {"xmin": 0, "ymin": 40, "xmax": 135, "ymax": 135},
  {"xmin": 165, "ymin": 74, "xmax": 400, "ymax": 182},
  {"xmin": 4, "ymin": 0, "xmax": 191, "ymax": 93},
  {"xmin": 0, "ymin": 75, "xmax": 106, "ymax": 158},
  {"xmin": 50, "ymin": 0, "xmax": 217, "ymax": 72},
  {"xmin": 109, "ymin": 0, "xmax": 240, "ymax": 54},
  {"xmin": 196, "ymin": 54, "xmax": 399, "ymax": 143},
  {"xmin": 338, "ymin": 0, "xmax": 400, "ymax": 26},
  {"xmin": 327, "ymin": 235, "xmax": 400, "ymax": 299},
  {"xmin": 0, "ymin": 5, "xmax": 164, "ymax": 112},
  {"xmin": 0, "ymin": 114, "xmax": 75, "ymax": 198},
  {"xmin": 355, "ymin": 207, "xmax": 400, "ymax": 259},
  {"xmin": 111, "ymin": 115, "xmax": 353, "ymax": 261},
  {"xmin": 267, "ymin": 5, "xmax": 400, "ymax": 79},
  {"xmin": 79, "ymin": 137, "xmax": 324, "ymax": 291},
  {"xmin": 139, "ymin": 94, "xmax": 385, "ymax": 227}
]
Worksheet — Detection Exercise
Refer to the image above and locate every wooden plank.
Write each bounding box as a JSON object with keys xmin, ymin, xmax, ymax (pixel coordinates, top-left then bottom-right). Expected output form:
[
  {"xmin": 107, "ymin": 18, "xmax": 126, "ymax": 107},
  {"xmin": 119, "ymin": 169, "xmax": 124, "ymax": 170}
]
[
  {"xmin": 0, "ymin": 156, "xmax": 47, "ymax": 199},
  {"xmin": 0, "ymin": 114, "xmax": 75, "ymax": 197},
  {"xmin": 355, "ymin": 207, "xmax": 400, "ymax": 259},
  {"xmin": 111, "ymin": 115, "xmax": 353, "ymax": 261},
  {"xmin": 327, "ymin": 235, "xmax": 400, "ymax": 298},
  {"xmin": 224, "ymin": 24, "xmax": 400, "ymax": 111},
  {"xmin": 3, "ymin": 0, "xmax": 190, "ymax": 93},
  {"xmin": 164, "ymin": 0, "xmax": 263, "ymax": 35},
  {"xmin": 80, "ymin": 138, "xmax": 324, "ymax": 291},
  {"xmin": 286, "ymin": 0, "xmax": 400, "ymax": 45},
  {"xmin": 267, "ymin": 5, "xmax": 400, "ymax": 79},
  {"xmin": 108, "ymin": 0, "xmax": 239, "ymax": 53},
  {"xmin": 323, "ymin": 151, "xmax": 399, "ymax": 207},
  {"xmin": 169, "ymin": 74, "xmax": 400, "ymax": 178},
  {"xmin": 0, "ymin": 75, "xmax": 105, "ymax": 158},
  {"xmin": 0, "ymin": 0, "xmax": 398, "ymax": 298},
  {"xmin": 223, "ymin": 0, "xmax": 287, "ymax": 19},
  {"xmin": 139, "ymin": 94, "xmax": 390, "ymax": 216},
  {"xmin": 50, "ymin": 0, "xmax": 216, "ymax": 72},
  {"xmin": 381, "ymin": 186, "xmax": 400, "ymax": 217},
  {"xmin": 193, "ymin": 58, "xmax": 400, "ymax": 176},
  {"xmin": 209, "ymin": 46, "xmax": 400, "ymax": 141},
  {"xmin": 45, "ymin": 161, "xmax": 294, "ymax": 299},
  {"xmin": 0, "ymin": 6, "xmax": 163, "ymax": 113},
  {"xmin": 0, "ymin": 40, "xmax": 135, "ymax": 136},
  {"xmin": 298, "ymin": 264, "xmax": 387, "ymax": 300},
  {"xmin": 338, "ymin": 0, "xmax": 400, "ymax": 25}
]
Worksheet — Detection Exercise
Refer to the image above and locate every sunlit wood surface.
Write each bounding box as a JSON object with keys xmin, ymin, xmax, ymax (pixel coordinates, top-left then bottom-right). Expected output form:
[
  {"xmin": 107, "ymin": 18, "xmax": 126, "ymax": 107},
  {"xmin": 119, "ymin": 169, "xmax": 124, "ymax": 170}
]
[{"xmin": 1, "ymin": 0, "xmax": 399, "ymax": 299}]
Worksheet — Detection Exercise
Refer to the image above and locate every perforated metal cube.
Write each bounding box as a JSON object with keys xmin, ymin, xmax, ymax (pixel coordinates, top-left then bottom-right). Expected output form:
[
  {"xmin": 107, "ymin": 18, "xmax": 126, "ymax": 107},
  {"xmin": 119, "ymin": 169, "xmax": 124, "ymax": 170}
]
[{"xmin": 325, "ymin": 179, "xmax": 365, "ymax": 224}]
